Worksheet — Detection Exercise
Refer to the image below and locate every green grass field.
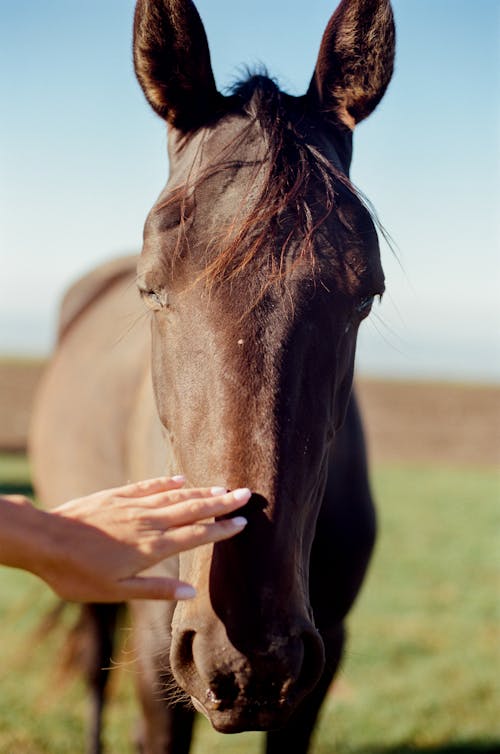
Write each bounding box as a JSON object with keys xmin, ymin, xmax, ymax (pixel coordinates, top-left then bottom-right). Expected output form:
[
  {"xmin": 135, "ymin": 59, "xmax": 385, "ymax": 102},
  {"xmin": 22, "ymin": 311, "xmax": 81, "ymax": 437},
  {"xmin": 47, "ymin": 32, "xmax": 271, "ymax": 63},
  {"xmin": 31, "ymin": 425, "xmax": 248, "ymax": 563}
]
[{"xmin": 0, "ymin": 456, "xmax": 498, "ymax": 754}]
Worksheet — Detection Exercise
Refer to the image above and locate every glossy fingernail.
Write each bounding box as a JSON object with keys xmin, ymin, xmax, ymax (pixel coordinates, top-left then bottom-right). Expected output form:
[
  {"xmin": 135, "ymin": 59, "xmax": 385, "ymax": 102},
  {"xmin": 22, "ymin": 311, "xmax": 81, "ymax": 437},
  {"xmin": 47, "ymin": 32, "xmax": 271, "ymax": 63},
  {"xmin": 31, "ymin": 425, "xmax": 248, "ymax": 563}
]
[
  {"xmin": 171, "ymin": 475, "xmax": 186, "ymax": 483},
  {"xmin": 233, "ymin": 487, "xmax": 251, "ymax": 501},
  {"xmin": 231, "ymin": 516, "xmax": 248, "ymax": 528},
  {"xmin": 211, "ymin": 486, "xmax": 227, "ymax": 495},
  {"xmin": 174, "ymin": 585, "xmax": 196, "ymax": 600}
]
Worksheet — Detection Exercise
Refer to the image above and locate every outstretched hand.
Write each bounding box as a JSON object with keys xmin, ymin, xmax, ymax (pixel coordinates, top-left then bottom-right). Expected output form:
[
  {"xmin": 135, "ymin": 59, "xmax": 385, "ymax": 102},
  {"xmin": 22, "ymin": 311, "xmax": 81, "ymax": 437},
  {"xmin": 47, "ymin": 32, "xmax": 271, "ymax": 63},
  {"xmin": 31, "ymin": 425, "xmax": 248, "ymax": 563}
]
[{"xmin": 0, "ymin": 478, "xmax": 249, "ymax": 603}]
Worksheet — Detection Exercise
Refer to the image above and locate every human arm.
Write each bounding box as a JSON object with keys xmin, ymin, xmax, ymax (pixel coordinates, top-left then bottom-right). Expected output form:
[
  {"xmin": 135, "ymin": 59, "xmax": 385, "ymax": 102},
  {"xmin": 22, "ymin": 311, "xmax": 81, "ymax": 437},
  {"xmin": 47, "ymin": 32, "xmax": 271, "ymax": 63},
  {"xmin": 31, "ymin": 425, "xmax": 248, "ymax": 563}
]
[{"xmin": 0, "ymin": 477, "xmax": 249, "ymax": 602}]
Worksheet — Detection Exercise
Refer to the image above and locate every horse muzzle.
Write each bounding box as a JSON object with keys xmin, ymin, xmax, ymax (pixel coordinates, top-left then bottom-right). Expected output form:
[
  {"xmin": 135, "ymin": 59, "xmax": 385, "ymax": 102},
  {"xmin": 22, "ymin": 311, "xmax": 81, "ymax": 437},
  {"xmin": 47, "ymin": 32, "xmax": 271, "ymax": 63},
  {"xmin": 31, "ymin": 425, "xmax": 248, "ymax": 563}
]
[
  {"xmin": 170, "ymin": 623, "xmax": 325, "ymax": 732},
  {"xmin": 191, "ymin": 696, "xmax": 293, "ymax": 733}
]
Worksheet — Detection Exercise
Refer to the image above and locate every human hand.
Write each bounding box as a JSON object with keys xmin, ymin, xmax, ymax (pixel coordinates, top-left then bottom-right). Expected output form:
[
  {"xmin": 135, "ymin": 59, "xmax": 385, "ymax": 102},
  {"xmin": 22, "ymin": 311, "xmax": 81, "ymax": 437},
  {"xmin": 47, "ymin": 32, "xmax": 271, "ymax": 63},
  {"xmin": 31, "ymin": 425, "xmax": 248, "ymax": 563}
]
[{"xmin": 36, "ymin": 477, "xmax": 250, "ymax": 602}]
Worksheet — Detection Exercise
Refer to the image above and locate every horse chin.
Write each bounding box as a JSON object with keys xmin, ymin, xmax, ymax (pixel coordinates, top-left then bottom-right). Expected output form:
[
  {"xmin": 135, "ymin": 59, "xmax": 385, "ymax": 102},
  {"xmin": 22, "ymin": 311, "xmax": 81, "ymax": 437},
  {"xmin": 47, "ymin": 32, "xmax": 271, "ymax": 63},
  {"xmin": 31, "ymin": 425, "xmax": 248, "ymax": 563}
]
[{"xmin": 191, "ymin": 696, "xmax": 292, "ymax": 733}]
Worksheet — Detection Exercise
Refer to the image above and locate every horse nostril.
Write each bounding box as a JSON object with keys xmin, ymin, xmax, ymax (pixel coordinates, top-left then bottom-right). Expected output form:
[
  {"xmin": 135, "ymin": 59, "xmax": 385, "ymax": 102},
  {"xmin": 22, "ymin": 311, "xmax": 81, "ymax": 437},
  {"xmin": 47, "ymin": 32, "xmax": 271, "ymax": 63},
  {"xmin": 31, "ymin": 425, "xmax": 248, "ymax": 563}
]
[
  {"xmin": 176, "ymin": 630, "xmax": 195, "ymax": 668},
  {"xmin": 297, "ymin": 629, "xmax": 325, "ymax": 695},
  {"xmin": 206, "ymin": 673, "xmax": 239, "ymax": 710}
]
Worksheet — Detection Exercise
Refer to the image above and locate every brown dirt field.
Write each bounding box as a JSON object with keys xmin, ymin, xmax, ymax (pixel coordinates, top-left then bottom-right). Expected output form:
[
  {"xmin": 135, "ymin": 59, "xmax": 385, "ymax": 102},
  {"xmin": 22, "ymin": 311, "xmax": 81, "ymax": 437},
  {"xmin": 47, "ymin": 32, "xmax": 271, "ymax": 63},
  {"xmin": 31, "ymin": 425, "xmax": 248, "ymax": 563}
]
[
  {"xmin": 356, "ymin": 377, "xmax": 500, "ymax": 468},
  {"xmin": 0, "ymin": 359, "xmax": 46, "ymax": 452},
  {"xmin": 0, "ymin": 358, "xmax": 498, "ymax": 467}
]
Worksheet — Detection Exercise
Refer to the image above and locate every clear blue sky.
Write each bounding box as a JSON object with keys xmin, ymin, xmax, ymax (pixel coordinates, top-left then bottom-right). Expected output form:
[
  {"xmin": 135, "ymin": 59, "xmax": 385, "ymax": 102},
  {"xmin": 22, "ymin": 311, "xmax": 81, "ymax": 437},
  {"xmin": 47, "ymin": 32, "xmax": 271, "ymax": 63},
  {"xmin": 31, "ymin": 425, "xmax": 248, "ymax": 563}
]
[{"xmin": 1, "ymin": 0, "xmax": 499, "ymax": 381}]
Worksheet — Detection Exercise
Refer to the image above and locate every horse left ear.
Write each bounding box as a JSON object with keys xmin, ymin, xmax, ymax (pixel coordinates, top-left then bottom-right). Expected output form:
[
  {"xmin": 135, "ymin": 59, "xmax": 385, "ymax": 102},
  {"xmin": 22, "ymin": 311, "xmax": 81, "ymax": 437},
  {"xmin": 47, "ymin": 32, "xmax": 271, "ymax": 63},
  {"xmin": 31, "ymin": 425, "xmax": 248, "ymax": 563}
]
[
  {"xmin": 133, "ymin": 0, "xmax": 220, "ymax": 130},
  {"xmin": 307, "ymin": 0, "xmax": 395, "ymax": 130}
]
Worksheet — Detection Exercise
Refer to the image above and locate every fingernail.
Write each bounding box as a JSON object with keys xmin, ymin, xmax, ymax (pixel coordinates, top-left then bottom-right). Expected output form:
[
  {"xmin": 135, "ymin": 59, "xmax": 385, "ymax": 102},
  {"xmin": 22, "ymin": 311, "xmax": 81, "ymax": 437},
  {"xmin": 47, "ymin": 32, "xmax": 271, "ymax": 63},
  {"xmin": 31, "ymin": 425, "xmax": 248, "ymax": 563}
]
[
  {"xmin": 233, "ymin": 487, "xmax": 251, "ymax": 501},
  {"xmin": 211, "ymin": 486, "xmax": 227, "ymax": 496},
  {"xmin": 231, "ymin": 516, "xmax": 248, "ymax": 528},
  {"xmin": 174, "ymin": 585, "xmax": 196, "ymax": 600},
  {"xmin": 171, "ymin": 475, "xmax": 186, "ymax": 483}
]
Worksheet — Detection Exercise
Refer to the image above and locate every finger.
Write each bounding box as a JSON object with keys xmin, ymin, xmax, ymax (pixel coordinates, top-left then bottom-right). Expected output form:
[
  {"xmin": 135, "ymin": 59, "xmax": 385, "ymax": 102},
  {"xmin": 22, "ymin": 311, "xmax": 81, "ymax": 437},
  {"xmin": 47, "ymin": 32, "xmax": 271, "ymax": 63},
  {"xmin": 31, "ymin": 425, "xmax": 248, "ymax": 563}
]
[
  {"xmin": 134, "ymin": 484, "xmax": 228, "ymax": 509},
  {"xmin": 117, "ymin": 577, "xmax": 197, "ymax": 601},
  {"xmin": 156, "ymin": 516, "xmax": 248, "ymax": 558},
  {"xmin": 112, "ymin": 476, "xmax": 186, "ymax": 499},
  {"xmin": 148, "ymin": 488, "xmax": 251, "ymax": 526}
]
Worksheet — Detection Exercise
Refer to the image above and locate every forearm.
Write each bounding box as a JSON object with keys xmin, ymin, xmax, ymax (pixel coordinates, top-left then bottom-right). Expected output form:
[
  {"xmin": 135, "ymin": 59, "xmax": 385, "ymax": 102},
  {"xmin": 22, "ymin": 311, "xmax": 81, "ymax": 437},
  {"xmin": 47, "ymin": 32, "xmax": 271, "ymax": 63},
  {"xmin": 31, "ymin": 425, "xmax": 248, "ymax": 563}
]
[{"xmin": 0, "ymin": 496, "xmax": 53, "ymax": 576}]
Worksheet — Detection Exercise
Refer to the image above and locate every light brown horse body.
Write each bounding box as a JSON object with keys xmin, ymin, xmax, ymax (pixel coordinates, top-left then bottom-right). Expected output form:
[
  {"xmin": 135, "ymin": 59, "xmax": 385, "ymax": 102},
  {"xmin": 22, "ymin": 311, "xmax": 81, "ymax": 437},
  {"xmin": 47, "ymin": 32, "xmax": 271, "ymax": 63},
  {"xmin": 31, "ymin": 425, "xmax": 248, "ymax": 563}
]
[
  {"xmin": 31, "ymin": 2, "xmax": 395, "ymax": 752},
  {"xmin": 32, "ymin": 257, "xmax": 162, "ymax": 504}
]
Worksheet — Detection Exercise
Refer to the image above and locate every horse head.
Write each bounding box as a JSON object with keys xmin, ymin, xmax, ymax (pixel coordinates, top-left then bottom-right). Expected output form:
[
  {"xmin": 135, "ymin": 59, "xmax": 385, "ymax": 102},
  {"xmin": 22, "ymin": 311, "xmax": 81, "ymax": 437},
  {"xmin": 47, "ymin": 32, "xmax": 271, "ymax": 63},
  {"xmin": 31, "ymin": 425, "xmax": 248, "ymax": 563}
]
[{"xmin": 133, "ymin": 0, "xmax": 394, "ymax": 733}]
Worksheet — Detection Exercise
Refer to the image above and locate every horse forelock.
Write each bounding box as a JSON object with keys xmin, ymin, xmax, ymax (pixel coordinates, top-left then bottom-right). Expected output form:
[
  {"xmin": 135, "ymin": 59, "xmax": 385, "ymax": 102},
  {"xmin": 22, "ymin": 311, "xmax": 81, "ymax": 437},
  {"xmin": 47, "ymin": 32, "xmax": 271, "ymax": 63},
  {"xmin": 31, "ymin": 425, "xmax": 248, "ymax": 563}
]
[{"xmin": 158, "ymin": 74, "xmax": 364, "ymax": 307}]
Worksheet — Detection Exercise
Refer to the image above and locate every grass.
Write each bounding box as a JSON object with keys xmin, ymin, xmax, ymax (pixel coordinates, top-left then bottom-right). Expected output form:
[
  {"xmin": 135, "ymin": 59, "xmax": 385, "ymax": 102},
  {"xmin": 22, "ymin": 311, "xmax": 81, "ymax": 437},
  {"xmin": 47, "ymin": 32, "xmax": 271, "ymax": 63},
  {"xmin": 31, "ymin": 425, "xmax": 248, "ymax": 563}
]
[
  {"xmin": 0, "ymin": 452, "xmax": 33, "ymax": 497},
  {"xmin": 0, "ymin": 456, "xmax": 498, "ymax": 753}
]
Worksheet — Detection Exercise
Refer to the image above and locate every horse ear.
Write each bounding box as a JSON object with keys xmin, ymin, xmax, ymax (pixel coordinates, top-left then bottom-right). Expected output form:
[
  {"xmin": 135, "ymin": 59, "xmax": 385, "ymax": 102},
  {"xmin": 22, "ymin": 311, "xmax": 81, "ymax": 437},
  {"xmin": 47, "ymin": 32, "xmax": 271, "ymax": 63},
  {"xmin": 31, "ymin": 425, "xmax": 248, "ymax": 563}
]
[
  {"xmin": 307, "ymin": 0, "xmax": 395, "ymax": 130},
  {"xmin": 133, "ymin": 0, "xmax": 220, "ymax": 130}
]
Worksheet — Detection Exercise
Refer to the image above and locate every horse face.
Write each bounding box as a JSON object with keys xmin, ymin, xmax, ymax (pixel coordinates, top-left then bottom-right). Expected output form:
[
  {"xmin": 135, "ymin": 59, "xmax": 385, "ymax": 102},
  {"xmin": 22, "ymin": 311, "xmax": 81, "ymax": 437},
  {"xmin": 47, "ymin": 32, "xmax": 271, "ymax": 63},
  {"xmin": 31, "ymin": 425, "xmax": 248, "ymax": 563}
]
[{"xmin": 134, "ymin": 0, "xmax": 393, "ymax": 733}]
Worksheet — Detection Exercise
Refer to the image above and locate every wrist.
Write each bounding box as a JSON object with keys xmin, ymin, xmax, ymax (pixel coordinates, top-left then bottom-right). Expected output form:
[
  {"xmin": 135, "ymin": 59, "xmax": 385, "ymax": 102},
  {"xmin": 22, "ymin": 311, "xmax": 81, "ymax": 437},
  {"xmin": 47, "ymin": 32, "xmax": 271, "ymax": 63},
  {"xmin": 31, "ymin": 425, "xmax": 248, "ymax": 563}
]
[
  {"xmin": 0, "ymin": 496, "xmax": 65, "ymax": 578},
  {"xmin": 0, "ymin": 496, "xmax": 55, "ymax": 577}
]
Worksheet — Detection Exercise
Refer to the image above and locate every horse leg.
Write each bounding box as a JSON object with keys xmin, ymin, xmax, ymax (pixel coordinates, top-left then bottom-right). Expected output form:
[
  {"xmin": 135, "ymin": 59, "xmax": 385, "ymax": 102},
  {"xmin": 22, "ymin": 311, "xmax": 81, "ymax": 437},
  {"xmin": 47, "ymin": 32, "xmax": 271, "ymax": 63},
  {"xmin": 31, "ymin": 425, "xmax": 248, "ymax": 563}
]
[
  {"xmin": 134, "ymin": 658, "xmax": 196, "ymax": 754},
  {"xmin": 84, "ymin": 604, "xmax": 121, "ymax": 754},
  {"xmin": 157, "ymin": 705, "xmax": 195, "ymax": 754},
  {"xmin": 135, "ymin": 697, "xmax": 195, "ymax": 754},
  {"xmin": 131, "ymin": 594, "xmax": 195, "ymax": 754}
]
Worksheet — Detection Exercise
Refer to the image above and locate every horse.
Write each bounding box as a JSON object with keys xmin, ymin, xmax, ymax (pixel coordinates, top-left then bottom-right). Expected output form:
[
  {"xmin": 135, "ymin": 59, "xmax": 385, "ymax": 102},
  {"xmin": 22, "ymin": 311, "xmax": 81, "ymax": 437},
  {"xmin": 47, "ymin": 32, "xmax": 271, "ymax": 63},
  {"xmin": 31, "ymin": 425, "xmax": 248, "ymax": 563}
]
[{"xmin": 30, "ymin": 1, "xmax": 395, "ymax": 752}]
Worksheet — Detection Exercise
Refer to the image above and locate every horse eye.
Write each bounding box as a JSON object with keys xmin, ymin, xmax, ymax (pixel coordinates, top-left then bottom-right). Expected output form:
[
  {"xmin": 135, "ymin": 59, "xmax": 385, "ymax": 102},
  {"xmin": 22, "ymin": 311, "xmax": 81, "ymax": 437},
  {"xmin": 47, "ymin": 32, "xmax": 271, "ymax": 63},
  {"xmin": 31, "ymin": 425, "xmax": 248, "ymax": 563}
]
[
  {"xmin": 356, "ymin": 295, "xmax": 375, "ymax": 316},
  {"xmin": 140, "ymin": 287, "xmax": 168, "ymax": 311}
]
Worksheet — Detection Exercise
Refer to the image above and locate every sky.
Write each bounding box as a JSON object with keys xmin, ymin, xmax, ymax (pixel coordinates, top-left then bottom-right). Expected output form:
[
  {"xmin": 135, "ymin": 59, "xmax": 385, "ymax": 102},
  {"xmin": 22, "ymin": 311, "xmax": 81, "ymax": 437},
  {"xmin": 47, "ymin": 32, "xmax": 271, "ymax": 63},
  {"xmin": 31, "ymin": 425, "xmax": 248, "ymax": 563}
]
[{"xmin": 1, "ymin": 0, "xmax": 499, "ymax": 382}]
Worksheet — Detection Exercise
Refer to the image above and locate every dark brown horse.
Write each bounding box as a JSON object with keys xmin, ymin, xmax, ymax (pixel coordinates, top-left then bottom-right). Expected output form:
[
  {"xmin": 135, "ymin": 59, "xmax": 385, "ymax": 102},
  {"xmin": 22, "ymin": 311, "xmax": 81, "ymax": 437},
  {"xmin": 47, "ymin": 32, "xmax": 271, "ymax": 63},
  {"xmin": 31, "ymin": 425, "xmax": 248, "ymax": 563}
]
[{"xmin": 30, "ymin": 1, "xmax": 395, "ymax": 752}]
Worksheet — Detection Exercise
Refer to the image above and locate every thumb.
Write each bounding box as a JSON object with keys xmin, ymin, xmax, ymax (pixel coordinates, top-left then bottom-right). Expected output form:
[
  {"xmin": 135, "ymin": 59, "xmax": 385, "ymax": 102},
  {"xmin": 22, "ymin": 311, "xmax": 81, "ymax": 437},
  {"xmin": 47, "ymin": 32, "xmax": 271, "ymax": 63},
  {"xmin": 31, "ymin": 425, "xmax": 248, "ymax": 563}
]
[{"xmin": 117, "ymin": 577, "xmax": 197, "ymax": 601}]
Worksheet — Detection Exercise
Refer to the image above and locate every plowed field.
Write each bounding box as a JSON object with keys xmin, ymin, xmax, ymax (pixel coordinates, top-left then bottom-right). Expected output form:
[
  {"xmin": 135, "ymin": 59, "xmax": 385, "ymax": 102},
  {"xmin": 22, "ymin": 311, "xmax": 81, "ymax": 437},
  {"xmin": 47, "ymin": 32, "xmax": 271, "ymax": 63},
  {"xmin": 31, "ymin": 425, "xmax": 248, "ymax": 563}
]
[{"xmin": 1, "ymin": 358, "xmax": 498, "ymax": 466}]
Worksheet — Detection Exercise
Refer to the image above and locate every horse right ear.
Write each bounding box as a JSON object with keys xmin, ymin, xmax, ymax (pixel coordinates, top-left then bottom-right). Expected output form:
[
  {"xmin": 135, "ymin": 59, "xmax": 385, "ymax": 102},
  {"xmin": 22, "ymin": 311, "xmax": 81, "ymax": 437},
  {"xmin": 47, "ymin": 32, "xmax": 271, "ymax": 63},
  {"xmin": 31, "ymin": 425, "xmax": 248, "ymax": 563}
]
[{"xmin": 133, "ymin": 0, "xmax": 220, "ymax": 130}]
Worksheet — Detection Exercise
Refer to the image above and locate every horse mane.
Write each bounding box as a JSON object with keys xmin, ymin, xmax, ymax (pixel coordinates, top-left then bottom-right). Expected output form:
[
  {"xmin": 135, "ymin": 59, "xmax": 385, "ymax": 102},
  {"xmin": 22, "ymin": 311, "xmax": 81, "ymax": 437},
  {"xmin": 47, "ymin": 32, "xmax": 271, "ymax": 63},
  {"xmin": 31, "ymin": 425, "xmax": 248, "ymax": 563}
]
[{"xmin": 164, "ymin": 74, "xmax": 359, "ymax": 298}]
